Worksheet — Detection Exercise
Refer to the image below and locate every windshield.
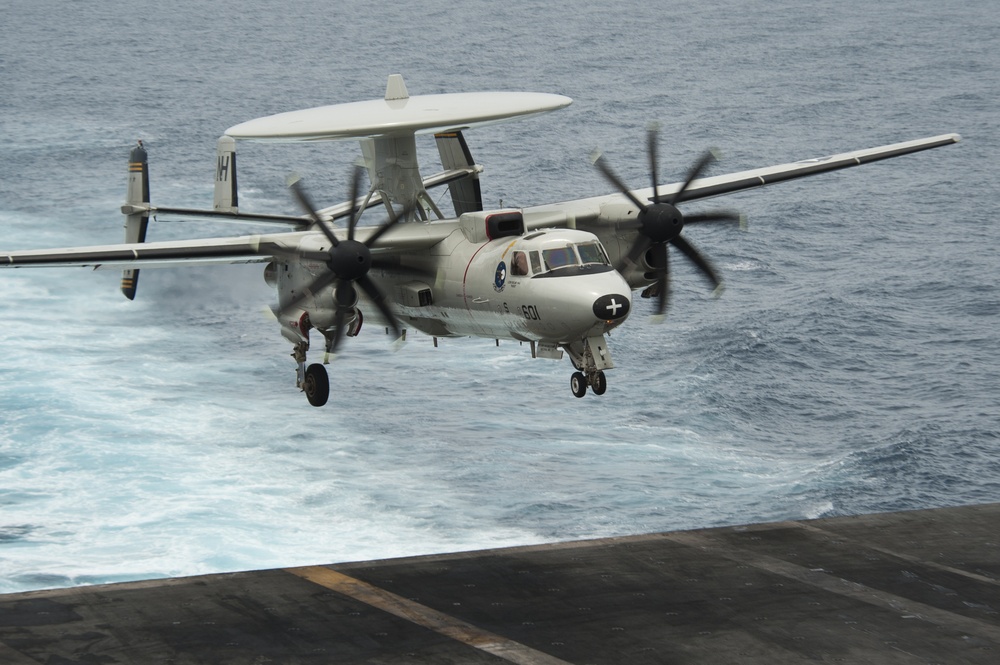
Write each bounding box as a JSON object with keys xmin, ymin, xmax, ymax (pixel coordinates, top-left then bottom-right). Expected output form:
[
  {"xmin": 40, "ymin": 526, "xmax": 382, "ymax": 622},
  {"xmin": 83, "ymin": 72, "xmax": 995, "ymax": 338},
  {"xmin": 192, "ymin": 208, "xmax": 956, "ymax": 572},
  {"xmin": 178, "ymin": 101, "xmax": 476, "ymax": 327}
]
[
  {"xmin": 576, "ymin": 241, "xmax": 610, "ymax": 266},
  {"xmin": 541, "ymin": 242, "xmax": 611, "ymax": 272},
  {"xmin": 542, "ymin": 246, "xmax": 577, "ymax": 271}
]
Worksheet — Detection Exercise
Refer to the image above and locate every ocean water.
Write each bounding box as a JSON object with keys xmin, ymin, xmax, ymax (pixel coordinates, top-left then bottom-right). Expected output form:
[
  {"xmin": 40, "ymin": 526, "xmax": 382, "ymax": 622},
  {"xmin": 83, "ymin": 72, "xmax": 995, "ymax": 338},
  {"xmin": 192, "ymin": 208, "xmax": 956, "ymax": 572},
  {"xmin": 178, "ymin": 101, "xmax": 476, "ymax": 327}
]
[{"xmin": 1, "ymin": 0, "xmax": 998, "ymax": 593}]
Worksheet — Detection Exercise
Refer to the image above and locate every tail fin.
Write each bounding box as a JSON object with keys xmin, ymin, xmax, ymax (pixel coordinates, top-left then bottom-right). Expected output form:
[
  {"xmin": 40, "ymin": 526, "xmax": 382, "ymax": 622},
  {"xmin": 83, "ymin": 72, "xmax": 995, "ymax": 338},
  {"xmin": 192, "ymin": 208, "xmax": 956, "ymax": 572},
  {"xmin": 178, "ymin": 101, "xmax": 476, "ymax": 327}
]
[
  {"xmin": 121, "ymin": 140, "xmax": 150, "ymax": 300},
  {"xmin": 434, "ymin": 131, "xmax": 483, "ymax": 215},
  {"xmin": 213, "ymin": 135, "xmax": 238, "ymax": 212}
]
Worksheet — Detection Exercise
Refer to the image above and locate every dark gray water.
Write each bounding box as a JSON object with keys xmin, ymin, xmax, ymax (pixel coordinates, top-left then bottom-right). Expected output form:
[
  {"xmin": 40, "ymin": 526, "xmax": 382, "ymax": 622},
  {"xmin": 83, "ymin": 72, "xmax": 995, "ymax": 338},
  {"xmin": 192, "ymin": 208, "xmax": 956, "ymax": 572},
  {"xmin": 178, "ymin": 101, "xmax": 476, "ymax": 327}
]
[{"xmin": 1, "ymin": 0, "xmax": 997, "ymax": 593}]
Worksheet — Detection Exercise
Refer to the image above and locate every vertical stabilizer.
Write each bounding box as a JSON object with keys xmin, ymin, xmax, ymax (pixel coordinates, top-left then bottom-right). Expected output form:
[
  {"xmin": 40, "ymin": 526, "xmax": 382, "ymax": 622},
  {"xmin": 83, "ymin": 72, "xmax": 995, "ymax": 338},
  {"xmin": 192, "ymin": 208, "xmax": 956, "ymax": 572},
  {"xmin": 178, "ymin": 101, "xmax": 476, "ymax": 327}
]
[
  {"xmin": 121, "ymin": 140, "xmax": 150, "ymax": 300},
  {"xmin": 214, "ymin": 135, "xmax": 238, "ymax": 212},
  {"xmin": 435, "ymin": 131, "xmax": 484, "ymax": 215}
]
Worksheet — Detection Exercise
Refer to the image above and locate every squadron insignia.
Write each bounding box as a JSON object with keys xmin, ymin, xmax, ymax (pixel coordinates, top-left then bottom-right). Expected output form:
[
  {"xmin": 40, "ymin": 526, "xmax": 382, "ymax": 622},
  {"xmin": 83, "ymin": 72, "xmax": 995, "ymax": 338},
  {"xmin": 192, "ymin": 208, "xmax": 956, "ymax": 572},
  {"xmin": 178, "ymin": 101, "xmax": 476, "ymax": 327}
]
[{"xmin": 494, "ymin": 261, "xmax": 507, "ymax": 292}]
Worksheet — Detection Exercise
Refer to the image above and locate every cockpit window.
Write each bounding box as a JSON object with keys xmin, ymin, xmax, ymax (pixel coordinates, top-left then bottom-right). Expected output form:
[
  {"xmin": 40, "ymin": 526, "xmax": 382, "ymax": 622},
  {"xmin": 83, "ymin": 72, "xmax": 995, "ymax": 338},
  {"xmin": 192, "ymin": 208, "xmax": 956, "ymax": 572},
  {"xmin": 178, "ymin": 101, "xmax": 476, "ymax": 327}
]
[
  {"xmin": 511, "ymin": 251, "xmax": 529, "ymax": 276},
  {"xmin": 542, "ymin": 246, "xmax": 577, "ymax": 270},
  {"xmin": 529, "ymin": 251, "xmax": 542, "ymax": 274},
  {"xmin": 541, "ymin": 242, "xmax": 611, "ymax": 272},
  {"xmin": 577, "ymin": 241, "xmax": 610, "ymax": 266}
]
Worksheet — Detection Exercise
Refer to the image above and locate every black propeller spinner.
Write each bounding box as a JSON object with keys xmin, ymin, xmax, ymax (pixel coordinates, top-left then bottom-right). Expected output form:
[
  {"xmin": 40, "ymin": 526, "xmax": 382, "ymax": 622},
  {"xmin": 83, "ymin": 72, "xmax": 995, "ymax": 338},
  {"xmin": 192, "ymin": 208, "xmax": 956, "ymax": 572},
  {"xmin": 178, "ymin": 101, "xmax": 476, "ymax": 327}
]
[
  {"xmin": 284, "ymin": 166, "xmax": 405, "ymax": 354},
  {"xmin": 592, "ymin": 126, "xmax": 744, "ymax": 317}
]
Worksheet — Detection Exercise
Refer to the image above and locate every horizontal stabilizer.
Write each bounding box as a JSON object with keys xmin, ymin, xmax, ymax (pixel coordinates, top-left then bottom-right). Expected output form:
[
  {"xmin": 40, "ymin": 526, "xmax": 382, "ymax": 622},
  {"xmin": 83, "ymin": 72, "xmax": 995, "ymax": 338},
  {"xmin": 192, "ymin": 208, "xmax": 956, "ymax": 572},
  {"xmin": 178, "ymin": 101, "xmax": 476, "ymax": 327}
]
[{"xmin": 147, "ymin": 166, "xmax": 480, "ymax": 228}]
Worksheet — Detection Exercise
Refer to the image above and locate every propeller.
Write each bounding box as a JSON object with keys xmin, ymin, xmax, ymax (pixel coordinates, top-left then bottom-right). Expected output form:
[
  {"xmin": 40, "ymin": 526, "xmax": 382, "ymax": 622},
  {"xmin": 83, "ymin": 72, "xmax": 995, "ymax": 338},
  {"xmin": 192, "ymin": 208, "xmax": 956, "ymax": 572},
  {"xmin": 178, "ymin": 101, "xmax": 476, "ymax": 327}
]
[
  {"xmin": 591, "ymin": 125, "xmax": 744, "ymax": 318},
  {"xmin": 282, "ymin": 166, "xmax": 406, "ymax": 355}
]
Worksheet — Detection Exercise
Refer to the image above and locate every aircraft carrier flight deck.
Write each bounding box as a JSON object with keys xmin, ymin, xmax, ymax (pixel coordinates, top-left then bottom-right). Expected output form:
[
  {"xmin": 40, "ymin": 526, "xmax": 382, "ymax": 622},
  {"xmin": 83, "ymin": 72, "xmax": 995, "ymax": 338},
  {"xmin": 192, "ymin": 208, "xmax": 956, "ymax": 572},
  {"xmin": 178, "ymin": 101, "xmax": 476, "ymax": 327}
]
[{"xmin": 1, "ymin": 502, "xmax": 998, "ymax": 663}]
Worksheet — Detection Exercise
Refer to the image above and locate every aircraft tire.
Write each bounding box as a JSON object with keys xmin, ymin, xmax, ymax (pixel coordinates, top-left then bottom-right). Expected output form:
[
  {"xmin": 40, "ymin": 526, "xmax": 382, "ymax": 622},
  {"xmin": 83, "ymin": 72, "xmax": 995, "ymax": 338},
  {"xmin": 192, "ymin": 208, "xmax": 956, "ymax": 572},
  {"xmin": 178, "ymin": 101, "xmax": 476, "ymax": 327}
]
[
  {"xmin": 570, "ymin": 372, "xmax": 587, "ymax": 398},
  {"xmin": 592, "ymin": 371, "xmax": 607, "ymax": 395},
  {"xmin": 304, "ymin": 363, "xmax": 330, "ymax": 407}
]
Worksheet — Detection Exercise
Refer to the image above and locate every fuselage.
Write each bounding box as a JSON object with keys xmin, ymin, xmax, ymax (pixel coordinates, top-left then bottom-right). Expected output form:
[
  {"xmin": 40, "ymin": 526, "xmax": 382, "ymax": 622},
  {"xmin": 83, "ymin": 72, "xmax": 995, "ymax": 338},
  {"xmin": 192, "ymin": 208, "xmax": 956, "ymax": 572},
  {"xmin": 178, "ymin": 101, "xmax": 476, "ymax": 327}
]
[
  {"xmin": 276, "ymin": 225, "xmax": 632, "ymax": 346},
  {"xmin": 391, "ymin": 227, "xmax": 632, "ymax": 342}
]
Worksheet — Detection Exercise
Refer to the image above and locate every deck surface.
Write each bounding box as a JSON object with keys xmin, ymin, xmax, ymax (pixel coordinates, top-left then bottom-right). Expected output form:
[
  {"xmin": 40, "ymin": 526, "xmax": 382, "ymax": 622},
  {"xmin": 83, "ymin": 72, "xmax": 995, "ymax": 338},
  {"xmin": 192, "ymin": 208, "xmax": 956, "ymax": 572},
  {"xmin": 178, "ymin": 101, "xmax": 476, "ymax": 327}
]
[{"xmin": 2, "ymin": 503, "xmax": 999, "ymax": 663}]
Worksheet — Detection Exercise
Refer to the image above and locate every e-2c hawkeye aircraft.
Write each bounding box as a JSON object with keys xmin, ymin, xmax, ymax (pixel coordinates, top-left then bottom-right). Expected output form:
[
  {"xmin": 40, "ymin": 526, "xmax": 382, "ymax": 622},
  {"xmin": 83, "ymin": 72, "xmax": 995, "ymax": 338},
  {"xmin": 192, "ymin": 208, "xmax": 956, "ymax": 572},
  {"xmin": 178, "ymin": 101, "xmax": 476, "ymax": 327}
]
[{"xmin": 1, "ymin": 75, "xmax": 959, "ymax": 406}]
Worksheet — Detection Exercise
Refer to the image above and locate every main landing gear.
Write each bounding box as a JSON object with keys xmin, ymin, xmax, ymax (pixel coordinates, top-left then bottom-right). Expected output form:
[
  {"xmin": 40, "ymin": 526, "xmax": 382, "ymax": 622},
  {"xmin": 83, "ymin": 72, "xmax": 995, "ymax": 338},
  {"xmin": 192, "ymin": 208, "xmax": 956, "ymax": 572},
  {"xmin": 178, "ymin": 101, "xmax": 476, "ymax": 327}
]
[
  {"xmin": 289, "ymin": 315, "xmax": 367, "ymax": 407},
  {"xmin": 292, "ymin": 341, "xmax": 331, "ymax": 407},
  {"xmin": 565, "ymin": 334, "xmax": 613, "ymax": 398},
  {"xmin": 302, "ymin": 364, "xmax": 330, "ymax": 407}
]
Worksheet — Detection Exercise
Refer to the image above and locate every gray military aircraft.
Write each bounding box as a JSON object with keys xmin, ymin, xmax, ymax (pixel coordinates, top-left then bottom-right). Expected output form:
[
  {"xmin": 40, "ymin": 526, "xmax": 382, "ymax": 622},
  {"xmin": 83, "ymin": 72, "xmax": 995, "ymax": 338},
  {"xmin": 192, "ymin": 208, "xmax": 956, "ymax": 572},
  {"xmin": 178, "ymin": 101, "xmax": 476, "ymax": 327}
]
[{"xmin": 0, "ymin": 75, "xmax": 959, "ymax": 406}]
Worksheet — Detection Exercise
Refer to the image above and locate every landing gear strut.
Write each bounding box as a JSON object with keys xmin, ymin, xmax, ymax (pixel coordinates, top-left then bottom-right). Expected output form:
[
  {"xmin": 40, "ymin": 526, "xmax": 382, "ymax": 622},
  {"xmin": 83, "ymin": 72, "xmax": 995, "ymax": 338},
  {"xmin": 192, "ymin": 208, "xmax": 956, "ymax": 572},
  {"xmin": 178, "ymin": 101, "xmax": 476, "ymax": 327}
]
[{"xmin": 292, "ymin": 341, "xmax": 330, "ymax": 407}]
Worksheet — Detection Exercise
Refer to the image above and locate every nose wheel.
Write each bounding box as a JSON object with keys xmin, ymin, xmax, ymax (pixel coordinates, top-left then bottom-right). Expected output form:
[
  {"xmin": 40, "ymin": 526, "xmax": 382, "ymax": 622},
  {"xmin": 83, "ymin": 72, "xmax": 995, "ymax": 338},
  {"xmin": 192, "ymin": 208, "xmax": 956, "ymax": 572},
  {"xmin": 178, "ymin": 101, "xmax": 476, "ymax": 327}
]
[{"xmin": 570, "ymin": 370, "xmax": 607, "ymax": 398}]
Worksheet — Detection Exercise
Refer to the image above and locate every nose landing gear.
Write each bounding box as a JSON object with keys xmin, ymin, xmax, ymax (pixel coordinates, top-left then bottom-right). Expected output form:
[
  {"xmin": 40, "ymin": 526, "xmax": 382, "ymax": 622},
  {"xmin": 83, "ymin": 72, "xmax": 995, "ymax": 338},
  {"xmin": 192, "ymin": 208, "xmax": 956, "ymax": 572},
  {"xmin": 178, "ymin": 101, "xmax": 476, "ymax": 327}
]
[
  {"xmin": 571, "ymin": 370, "xmax": 607, "ymax": 398},
  {"xmin": 565, "ymin": 334, "xmax": 613, "ymax": 398}
]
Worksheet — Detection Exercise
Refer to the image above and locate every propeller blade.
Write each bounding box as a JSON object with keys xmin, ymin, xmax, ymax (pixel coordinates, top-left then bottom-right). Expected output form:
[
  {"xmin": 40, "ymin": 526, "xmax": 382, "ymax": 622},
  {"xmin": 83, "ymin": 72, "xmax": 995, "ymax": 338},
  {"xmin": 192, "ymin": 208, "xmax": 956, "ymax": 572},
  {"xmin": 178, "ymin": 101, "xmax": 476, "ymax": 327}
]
[
  {"xmin": 268, "ymin": 245, "xmax": 318, "ymax": 262},
  {"xmin": 647, "ymin": 124, "xmax": 660, "ymax": 202},
  {"xmin": 297, "ymin": 249, "xmax": 335, "ymax": 263},
  {"xmin": 289, "ymin": 177, "xmax": 340, "ymax": 248},
  {"xmin": 327, "ymin": 306, "xmax": 347, "ymax": 355},
  {"xmin": 364, "ymin": 201, "xmax": 415, "ymax": 248},
  {"xmin": 614, "ymin": 218, "xmax": 645, "ymax": 232},
  {"xmin": 683, "ymin": 209, "xmax": 745, "ymax": 227},
  {"xmin": 669, "ymin": 149, "xmax": 717, "ymax": 205},
  {"xmin": 651, "ymin": 242, "xmax": 669, "ymax": 316},
  {"xmin": 370, "ymin": 257, "xmax": 447, "ymax": 294},
  {"xmin": 369, "ymin": 257, "xmax": 433, "ymax": 280},
  {"xmin": 357, "ymin": 274, "xmax": 402, "ymax": 339},
  {"xmin": 346, "ymin": 165, "xmax": 363, "ymax": 242},
  {"xmin": 671, "ymin": 235, "xmax": 721, "ymax": 290},
  {"xmin": 591, "ymin": 150, "xmax": 648, "ymax": 211},
  {"xmin": 334, "ymin": 279, "xmax": 357, "ymax": 306},
  {"xmin": 622, "ymin": 234, "xmax": 653, "ymax": 270}
]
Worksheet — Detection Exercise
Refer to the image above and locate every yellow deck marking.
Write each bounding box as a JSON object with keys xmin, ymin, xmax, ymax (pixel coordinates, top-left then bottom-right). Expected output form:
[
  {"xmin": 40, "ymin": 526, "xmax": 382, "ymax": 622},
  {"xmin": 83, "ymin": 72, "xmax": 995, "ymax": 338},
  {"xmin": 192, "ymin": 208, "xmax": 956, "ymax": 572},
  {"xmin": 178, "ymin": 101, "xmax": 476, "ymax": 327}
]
[{"xmin": 287, "ymin": 565, "xmax": 574, "ymax": 665}]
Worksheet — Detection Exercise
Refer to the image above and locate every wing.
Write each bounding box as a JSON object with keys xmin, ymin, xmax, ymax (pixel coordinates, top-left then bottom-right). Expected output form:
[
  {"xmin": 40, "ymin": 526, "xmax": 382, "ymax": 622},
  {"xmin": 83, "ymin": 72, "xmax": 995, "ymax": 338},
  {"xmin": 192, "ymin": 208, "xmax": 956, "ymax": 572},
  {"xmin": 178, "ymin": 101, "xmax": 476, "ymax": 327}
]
[
  {"xmin": 524, "ymin": 133, "xmax": 961, "ymax": 226},
  {"xmin": 0, "ymin": 219, "xmax": 456, "ymax": 270},
  {"xmin": 2, "ymin": 134, "xmax": 959, "ymax": 269},
  {"xmin": 0, "ymin": 234, "xmax": 283, "ymax": 269},
  {"xmin": 650, "ymin": 133, "xmax": 961, "ymax": 204}
]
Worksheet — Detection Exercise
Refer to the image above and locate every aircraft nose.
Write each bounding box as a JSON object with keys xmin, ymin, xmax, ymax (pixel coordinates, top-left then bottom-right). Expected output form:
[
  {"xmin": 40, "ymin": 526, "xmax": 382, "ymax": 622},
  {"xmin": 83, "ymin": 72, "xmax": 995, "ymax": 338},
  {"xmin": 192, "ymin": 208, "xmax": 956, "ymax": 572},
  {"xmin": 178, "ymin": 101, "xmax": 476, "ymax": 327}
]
[{"xmin": 593, "ymin": 293, "xmax": 631, "ymax": 321}]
